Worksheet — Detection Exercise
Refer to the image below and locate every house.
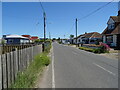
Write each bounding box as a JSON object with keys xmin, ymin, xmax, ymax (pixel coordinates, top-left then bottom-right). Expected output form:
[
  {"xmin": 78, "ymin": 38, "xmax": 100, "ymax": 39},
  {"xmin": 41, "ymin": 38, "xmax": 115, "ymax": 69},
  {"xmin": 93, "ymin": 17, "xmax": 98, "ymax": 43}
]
[
  {"xmin": 61, "ymin": 39, "xmax": 69, "ymax": 44},
  {"xmin": 102, "ymin": 10, "xmax": 120, "ymax": 48},
  {"xmin": 77, "ymin": 34, "xmax": 86, "ymax": 44},
  {"xmin": 69, "ymin": 37, "xmax": 74, "ymax": 44},
  {"xmin": 3, "ymin": 35, "xmax": 30, "ymax": 44},
  {"xmin": 75, "ymin": 32, "xmax": 102, "ymax": 44},
  {"xmin": 22, "ymin": 35, "xmax": 32, "ymax": 43},
  {"xmin": 89, "ymin": 32, "xmax": 102, "ymax": 44},
  {"xmin": 30, "ymin": 36, "xmax": 39, "ymax": 41}
]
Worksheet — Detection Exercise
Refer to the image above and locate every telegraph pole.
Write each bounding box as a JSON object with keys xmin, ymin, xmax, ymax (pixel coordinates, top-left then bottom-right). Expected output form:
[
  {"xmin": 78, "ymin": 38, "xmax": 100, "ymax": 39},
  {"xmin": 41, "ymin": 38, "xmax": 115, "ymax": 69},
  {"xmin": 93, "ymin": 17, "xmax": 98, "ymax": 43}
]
[
  {"xmin": 44, "ymin": 12, "xmax": 46, "ymax": 42},
  {"xmin": 42, "ymin": 12, "xmax": 46, "ymax": 52},
  {"xmin": 64, "ymin": 35, "xmax": 65, "ymax": 39},
  {"xmin": 49, "ymin": 32, "xmax": 51, "ymax": 39},
  {"xmin": 76, "ymin": 18, "xmax": 78, "ymax": 45}
]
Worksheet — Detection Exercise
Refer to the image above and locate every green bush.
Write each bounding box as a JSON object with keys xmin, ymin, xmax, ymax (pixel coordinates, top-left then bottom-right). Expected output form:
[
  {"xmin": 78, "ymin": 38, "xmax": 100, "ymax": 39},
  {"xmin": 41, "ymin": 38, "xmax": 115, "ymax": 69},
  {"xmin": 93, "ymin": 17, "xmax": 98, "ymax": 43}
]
[
  {"xmin": 11, "ymin": 53, "xmax": 50, "ymax": 88},
  {"xmin": 44, "ymin": 42, "xmax": 51, "ymax": 53},
  {"xmin": 58, "ymin": 41, "xmax": 62, "ymax": 44},
  {"xmin": 79, "ymin": 47, "xmax": 94, "ymax": 52},
  {"xmin": 79, "ymin": 46, "xmax": 109, "ymax": 54},
  {"xmin": 93, "ymin": 48, "xmax": 104, "ymax": 53}
]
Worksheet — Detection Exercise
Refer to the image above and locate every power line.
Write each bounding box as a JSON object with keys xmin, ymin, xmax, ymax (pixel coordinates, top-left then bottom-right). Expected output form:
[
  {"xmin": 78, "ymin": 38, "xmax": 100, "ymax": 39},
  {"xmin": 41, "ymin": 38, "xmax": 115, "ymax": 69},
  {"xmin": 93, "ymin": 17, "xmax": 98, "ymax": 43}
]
[
  {"xmin": 78, "ymin": 0, "xmax": 115, "ymax": 21},
  {"xmin": 38, "ymin": 0, "xmax": 45, "ymax": 13},
  {"xmin": 68, "ymin": 22, "xmax": 75, "ymax": 35},
  {"xmin": 68, "ymin": 0, "xmax": 115, "ymax": 38}
]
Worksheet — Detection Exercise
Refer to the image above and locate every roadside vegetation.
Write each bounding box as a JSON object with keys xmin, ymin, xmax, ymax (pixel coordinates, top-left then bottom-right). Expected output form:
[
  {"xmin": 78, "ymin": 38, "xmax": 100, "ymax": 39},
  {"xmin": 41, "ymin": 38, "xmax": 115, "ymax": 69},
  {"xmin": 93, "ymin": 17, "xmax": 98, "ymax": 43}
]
[
  {"xmin": 11, "ymin": 42, "xmax": 51, "ymax": 88},
  {"xmin": 79, "ymin": 43, "xmax": 110, "ymax": 54}
]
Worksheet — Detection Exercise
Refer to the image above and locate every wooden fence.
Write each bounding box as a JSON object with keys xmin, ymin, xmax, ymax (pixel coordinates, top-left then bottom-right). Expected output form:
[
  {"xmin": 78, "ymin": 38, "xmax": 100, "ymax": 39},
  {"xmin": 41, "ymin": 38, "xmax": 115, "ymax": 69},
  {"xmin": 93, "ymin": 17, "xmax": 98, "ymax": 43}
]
[
  {"xmin": 1, "ymin": 44, "xmax": 39, "ymax": 54},
  {"xmin": 0, "ymin": 44, "xmax": 42, "ymax": 89}
]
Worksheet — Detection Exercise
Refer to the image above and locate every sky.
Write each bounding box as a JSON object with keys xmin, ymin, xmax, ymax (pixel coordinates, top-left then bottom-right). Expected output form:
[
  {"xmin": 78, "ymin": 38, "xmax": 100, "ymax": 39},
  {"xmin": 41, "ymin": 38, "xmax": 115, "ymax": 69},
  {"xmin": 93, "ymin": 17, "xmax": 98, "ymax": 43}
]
[{"xmin": 2, "ymin": 2, "xmax": 118, "ymax": 39}]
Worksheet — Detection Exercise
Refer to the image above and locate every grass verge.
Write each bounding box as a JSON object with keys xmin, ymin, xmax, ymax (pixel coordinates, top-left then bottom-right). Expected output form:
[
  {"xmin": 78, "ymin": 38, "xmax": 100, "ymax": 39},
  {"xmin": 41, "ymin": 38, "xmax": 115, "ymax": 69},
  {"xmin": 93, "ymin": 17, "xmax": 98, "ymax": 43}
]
[
  {"xmin": 11, "ymin": 42, "xmax": 51, "ymax": 88},
  {"xmin": 79, "ymin": 47, "xmax": 109, "ymax": 54}
]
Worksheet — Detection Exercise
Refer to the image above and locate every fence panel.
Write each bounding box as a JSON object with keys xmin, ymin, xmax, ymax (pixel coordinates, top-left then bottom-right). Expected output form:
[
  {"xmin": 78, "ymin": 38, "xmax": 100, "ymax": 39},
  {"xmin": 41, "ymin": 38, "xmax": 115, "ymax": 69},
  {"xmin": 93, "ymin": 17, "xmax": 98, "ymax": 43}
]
[
  {"xmin": 2, "ymin": 54, "xmax": 7, "ymax": 88},
  {"xmin": 6, "ymin": 53, "xmax": 11, "ymax": 87},
  {"xmin": 10, "ymin": 52, "xmax": 14, "ymax": 85},
  {"xmin": 0, "ymin": 44, "xmax": 43, "ymax": 89},
  {"xmin": 13, "ymin": 50, "xmax": 18, "ymax": 79}
]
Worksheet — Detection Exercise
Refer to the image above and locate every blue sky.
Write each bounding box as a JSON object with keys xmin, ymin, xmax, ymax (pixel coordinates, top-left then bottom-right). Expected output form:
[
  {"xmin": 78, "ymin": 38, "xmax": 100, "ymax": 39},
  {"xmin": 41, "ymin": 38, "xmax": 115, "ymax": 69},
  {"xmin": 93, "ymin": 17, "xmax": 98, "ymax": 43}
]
[{"xmin": 2, "ymin": 2, "xmax": 118, "ymax": 38}]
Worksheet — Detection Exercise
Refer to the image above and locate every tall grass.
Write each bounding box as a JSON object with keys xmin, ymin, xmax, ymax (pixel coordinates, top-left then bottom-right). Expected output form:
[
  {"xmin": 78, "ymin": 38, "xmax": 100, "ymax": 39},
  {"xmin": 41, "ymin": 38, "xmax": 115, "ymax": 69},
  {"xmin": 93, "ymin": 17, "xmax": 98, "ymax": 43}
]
[{"xmin": 10, "ymin": 42, "xmax": 51, "ymax": 88}]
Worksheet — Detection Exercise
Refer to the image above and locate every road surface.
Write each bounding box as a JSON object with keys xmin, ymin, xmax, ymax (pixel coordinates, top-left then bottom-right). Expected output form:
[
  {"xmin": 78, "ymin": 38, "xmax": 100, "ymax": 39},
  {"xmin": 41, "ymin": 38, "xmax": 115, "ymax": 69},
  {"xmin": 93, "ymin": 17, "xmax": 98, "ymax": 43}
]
[
  {"xmin": 38, "ymin": 42, "xmax": 118, "ymax": 88},
  {"xmin": 52, "ymin": 42, "xmax": 118, "ymax": 88}
]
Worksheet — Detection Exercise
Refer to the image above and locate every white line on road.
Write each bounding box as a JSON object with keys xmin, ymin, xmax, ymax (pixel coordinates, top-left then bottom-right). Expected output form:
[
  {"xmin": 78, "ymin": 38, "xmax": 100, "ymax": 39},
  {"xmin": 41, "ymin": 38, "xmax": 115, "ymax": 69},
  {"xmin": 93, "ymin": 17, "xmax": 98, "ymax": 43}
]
[
  {"xmin": 93, "ymin": 63, "xmax": 116, "ymax": 76},
  {"xmin": 52, "ymin": 44, "xmax": 55, "ymax": 88}
]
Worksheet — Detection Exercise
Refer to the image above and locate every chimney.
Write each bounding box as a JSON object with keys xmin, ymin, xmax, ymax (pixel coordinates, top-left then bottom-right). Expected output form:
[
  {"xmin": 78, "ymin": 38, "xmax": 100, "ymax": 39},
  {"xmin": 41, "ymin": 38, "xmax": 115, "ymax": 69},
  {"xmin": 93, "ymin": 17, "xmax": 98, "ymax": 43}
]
[{"xmin": 118, "ymin": 11, "xmax": 120, "ymax": 16}]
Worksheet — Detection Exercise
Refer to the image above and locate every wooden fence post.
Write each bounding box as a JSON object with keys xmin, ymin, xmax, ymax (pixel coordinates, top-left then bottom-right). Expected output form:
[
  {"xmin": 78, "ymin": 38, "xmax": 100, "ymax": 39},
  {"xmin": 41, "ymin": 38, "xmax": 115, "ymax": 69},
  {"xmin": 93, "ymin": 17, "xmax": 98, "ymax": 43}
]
[
  {"xmin": 10, "ymin": 52, "xmax": 14, "ymax": 84},
  {"xmin": 14, "ymin": 48, "xmax": 18, "ymax": 79},
  {"xmin": 2, "ymin": 54, "xmax": 7, "ymax": 88},
  {"xmin": 6, "ymin": 53, "xmax": 11, "ymax": 87}
]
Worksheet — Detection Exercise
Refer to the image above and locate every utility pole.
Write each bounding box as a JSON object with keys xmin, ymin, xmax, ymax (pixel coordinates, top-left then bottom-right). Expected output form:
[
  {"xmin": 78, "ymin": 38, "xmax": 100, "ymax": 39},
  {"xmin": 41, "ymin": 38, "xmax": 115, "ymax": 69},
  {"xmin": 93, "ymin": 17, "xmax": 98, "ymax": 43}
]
[
  {"xmin": 44, "ymin": 12, "xmax": 46, "ymax": 42},
  {"xmin": 49, "ymin": 32, "xmax": 51, "ymax": 39},
  {"xmin": 76, "ymin": 18, "xmax": 78, "ymax": 45},
  {"xmin": 64, "ymin": 35, "xmax": 65, "ymax": 39},
  {"xmin": 42, "ymin": 12, "xmax": 46, "ymax": 52}
]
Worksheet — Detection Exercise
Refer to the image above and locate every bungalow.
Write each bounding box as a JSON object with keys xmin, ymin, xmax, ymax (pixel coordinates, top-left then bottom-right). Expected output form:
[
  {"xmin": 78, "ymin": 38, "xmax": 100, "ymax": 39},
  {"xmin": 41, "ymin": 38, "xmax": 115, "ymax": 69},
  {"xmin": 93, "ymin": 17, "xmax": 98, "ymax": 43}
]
[
  {"xmin": 30, "ymin": 36, "xmax": 39, "ymax": 41},
  {"xmin": 22, "ymin": 35, "xmax": 32, "ymax": 43},
  {"xmin": 61, "ymin": 39, "xmax": 69, "ymax": 44},
  {"xmin": 89, "ymin": 32, "xmax": 102, "ymax": 44},
  {"xmin": 3, "ymin": 35, "xmax": 30, "ymax": 44},
  {"xmin": 76, "ymin": 32, "xmax": 102, "ymax": 44},
  {"xmin": 102, "ymin": 13, "xmax": 120, "ymax": 48}
]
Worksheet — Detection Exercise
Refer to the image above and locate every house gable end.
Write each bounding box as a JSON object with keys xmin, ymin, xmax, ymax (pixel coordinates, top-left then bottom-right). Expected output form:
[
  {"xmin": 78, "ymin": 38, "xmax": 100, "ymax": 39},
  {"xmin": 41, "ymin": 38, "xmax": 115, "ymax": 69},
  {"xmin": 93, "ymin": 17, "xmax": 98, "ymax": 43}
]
[{"xmin": 107, "ymin": 17, "xmax": 115, "ymax": 24}]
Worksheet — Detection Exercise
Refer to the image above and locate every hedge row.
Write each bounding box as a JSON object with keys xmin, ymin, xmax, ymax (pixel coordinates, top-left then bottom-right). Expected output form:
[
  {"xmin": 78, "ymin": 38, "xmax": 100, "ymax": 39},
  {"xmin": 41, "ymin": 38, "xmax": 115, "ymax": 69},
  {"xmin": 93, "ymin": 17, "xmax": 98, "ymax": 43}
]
[{"xmin": 79, "ymin": 47, "xmax": 109, "ymax": 54}]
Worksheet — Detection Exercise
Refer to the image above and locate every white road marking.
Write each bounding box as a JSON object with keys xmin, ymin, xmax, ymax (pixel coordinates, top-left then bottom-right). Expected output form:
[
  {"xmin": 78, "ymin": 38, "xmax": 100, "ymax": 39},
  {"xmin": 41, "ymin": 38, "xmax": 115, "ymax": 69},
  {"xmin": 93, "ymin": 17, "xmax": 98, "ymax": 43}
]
[
  {"xmin": 93, "ymin": 63, "xmax": 116, "ymax": 76},
  {"xmin": 52, "ymin": 44, "xmax": 55, "ymax": 88}
]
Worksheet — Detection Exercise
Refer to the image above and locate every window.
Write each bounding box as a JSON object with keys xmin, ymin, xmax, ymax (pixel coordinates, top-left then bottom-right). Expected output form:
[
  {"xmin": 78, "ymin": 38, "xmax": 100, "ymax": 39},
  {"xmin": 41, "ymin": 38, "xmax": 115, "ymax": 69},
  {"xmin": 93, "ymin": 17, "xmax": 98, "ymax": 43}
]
[
  {"xmin": 8, "ymin": 39, "xmax": 13, "ymax": 43},
  {"xmin": 106, "ymin": 36, "xmax": 113, "ymax": 43},
  {"xmin": 108, "ymin": 24, "xmax": 115, "ymax": 30}
]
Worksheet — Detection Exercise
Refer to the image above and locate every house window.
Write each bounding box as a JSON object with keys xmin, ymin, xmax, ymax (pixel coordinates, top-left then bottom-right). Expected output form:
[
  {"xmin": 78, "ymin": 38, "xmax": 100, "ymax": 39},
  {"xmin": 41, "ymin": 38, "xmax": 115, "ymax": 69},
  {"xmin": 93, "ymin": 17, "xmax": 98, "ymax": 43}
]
[
  {"xmin": 106, "ymin": 36, "xmax": 113, "ymax": 43},
  {"xmin": 108, "ymin": 24, "xmax": 115, "ymax": 30},
  {"xmin": 90, "ymin": 40, "xmax": 95, "ymax": 42},
  {"xmin": 8, "ymin": 39, "xmax": 13, "ymax": 43}
]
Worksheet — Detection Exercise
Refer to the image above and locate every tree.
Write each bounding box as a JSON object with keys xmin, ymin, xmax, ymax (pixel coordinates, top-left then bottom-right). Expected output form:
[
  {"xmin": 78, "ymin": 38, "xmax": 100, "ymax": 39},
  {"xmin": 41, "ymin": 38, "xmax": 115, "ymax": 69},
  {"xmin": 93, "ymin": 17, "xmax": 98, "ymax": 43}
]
[
  {"xmin": 52, "ymin": 38, "xmax": 56, "ymax": 40},
  {"xmin": 70, "ymin": 35, "xmax": 74, "ymax": 39},
  {"xmin": 57, "ymin": 37, "xmax": 60, "ymax": 41}
]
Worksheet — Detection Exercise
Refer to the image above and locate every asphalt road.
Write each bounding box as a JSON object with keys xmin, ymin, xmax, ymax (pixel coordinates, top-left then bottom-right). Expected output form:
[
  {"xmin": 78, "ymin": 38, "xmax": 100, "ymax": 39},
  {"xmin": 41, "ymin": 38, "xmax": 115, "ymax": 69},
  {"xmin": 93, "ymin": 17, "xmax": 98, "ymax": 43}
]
[{"xmin": 52, "ymin": 42, "xmax": 118, "ymax": 88}]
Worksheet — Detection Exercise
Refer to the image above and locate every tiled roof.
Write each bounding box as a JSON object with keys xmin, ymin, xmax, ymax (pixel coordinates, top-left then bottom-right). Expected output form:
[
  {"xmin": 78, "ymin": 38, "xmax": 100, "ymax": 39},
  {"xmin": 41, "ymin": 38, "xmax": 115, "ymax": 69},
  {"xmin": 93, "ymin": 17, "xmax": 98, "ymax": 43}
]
[
  {"xmin": 76, "ymin": 32, "xmax": 102, "ymax": 39},
  {"xmin": 22, "ymin": 35, "xmax": 31, "ymax": 38},
  {"xmin": 90, "ymin": 32, "xmax": 102, "ymax": 38},
  {"xmin": 102, "ymin": 15, "xmax": 120, "ymax": 35},
  {"xmin": 30, "ymin": 36, "xmax": 39, "ymax": 40},
  {"xmin": 110, "ymin": 16, "xmax": 119, "ymax": 22},
  {"xmin": 84, "ymin": 32, "xmax": 101, "ymax": 38},
  {"xmin": 102, "ymin": 24, "xmax": 120, "ymax": 35}
]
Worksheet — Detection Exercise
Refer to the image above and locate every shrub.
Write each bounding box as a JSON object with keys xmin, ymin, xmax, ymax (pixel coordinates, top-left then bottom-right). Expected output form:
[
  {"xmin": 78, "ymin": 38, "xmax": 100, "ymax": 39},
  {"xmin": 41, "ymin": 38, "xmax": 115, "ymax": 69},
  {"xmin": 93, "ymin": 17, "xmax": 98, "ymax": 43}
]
[
  {"xmin": 93, "ymin": 48, "xmax": 104, "ymax": 53},
  {"xmin": 79, "ymin": 47, "xmax": 94, "ymax": 52},
  {"xmin": 11, "ymin": 53, "xmax": 50, "ymax": 88},
  {"xmin": 79, "ymin": 46, "xmax": 109, "ymax": 54},
  {"xmin": 99, "ymin": 42, "xmax": 110, "ymax": 52}
]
